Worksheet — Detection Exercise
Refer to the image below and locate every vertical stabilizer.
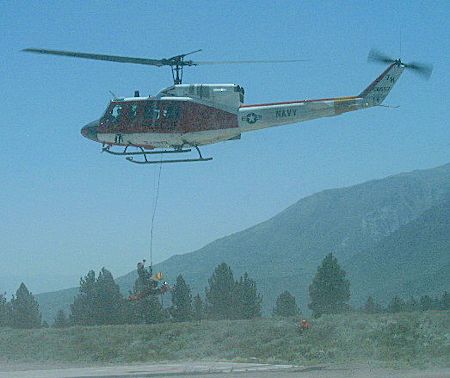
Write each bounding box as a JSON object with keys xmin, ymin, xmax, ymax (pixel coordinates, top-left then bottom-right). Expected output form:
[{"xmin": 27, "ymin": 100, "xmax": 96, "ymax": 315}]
[{"xmin": 359, "ymin": 63, "xmax": 404, "ymax": 107}]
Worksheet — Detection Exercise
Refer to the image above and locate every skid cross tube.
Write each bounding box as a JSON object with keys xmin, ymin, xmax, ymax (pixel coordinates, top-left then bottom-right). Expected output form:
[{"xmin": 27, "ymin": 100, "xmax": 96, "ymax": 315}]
[
  {"xmin": 102, "ymin": 144, "xmax": 212, "ymax": 164},
  {"xmin": 102, "ymin": 145, "xmax": 192, "ymax": 156},
  {"xmin": 127, "ymin": 146, "xmax": 212, "ymax": 164}
]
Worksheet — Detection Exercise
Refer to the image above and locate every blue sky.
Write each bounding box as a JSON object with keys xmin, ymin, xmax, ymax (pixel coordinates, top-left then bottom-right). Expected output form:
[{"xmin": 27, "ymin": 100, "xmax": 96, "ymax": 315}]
[{"xmin": 1, "ymin": 1, "xmax": 449, "ymax": 295}]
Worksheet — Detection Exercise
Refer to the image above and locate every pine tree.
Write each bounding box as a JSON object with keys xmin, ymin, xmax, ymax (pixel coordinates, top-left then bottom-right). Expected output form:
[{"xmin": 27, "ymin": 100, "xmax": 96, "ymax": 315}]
[
  {"xmin": 192, "ymin": 294, "xmax": 205, "ymax": 322},
  {"xmin": 53, "ymin": 309, "xmax": 70, "ymax": 328},
  {"xmin": 405, "ymin": 296, "xmax": 419, "ymax": 312},
  {"xmin": 431, "ymin": 296, "xmax": 441, "ymax": 310},
  {"xmin": 388, "ymin": 296, "xmax": 405, "ymax": 313},
  {"xmin": 440, "ymin": 291, "xmax": 450, "ymax": 310},
  {"xmin": 233, "ymin": 272, "xmax": 262, "ymax": 319},
  {"xmin": 10, "ymin": 283, "xmax": 42, "ymax": 329},
  {"xmin": 95, "ymin": 268, "xmax": 127, "ymax": 325},
  {"xmin": 170, "ymin": 275, "xmax": 192, "ymax": 322},
  {"xmin": 273, "ymin": 291, "xmax": 300, "ymax": 317},
  {"xmin": 308, "ymin": 253, "xmax": 350, "ymax": 317},
  {"xmin": 131, "ymin": 295, "xmax": 166, "ymax": 324},
  {"xmin": 419, "ymin": 295, "xmax": 433, "ymax": 311},
  {"xmin": 362, "ymin": 296, "xmax": 384, "ymax": 314},
  {"xmin": 205, "ymin": 262, "xmax": 235, "ymax": 319},
  {"xmin": 71, "ymin": 268, "xmax": 127, "ymax": 325},
  {"xmin": 71, "ymin": 270, "xmax": 98, "ymax": 326},
  {"xmin": 0, "ymin": 293, "xmax": 9, "ymax": 327},
  {"xmin": 363, "ymin": 296, "xmax": 376, "ymax": 314}
]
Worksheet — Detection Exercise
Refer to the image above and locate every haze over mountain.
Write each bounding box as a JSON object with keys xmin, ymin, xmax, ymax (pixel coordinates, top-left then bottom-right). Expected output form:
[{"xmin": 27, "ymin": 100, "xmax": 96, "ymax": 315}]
[{"xmin": 36, "ymin": 163, "xmax": 450, "ymax": 321}]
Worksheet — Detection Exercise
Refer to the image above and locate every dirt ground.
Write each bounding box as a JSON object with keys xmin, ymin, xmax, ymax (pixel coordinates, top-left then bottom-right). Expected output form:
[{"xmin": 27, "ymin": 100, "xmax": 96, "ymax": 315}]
[{"xmin": 1, "ymin": 362, "xmax": 450, "ymax": 378}]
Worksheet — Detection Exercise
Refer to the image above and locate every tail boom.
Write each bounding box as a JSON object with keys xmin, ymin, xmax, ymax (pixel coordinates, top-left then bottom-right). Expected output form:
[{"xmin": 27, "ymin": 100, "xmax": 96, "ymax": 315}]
[
  {"xmin": 238, "ymin": 63, "xmax": 404, "ymax": 132},
  {"xmin": 239, "ymin": 96, "xmax": 365, "ymax": 132}
]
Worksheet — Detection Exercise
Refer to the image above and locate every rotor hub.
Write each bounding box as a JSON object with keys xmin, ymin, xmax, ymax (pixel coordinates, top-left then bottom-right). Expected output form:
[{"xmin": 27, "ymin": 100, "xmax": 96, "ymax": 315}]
[{"xmin": 394, "ymin": 58, "xmax": 405, "ymax": 67}]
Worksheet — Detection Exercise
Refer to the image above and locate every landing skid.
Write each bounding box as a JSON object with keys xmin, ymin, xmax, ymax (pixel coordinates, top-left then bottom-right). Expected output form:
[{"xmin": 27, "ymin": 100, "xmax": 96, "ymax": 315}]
[{"xmin": 102, "ymin": 145, "xmax": 213, "ymax": 164}]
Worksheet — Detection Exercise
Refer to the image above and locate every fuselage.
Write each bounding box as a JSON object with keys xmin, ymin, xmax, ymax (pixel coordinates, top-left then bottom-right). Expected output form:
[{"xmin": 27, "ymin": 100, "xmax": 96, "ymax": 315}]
[
  {"xmin": 81, "ymin": 63, "xmax": 405, "ymax": 149},
  {"xmin": 81, "ymin": 86, "xmax": 364, "ymax": 149}
]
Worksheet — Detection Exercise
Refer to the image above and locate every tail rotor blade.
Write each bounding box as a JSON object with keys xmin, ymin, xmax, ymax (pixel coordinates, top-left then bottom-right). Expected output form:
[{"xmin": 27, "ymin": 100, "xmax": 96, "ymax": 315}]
[
  {"xmin": 406, "ymin": 61, "xmax": 433, "ymax": 80},
  {"xmin": 368, "ymin": 49, "xmax": 395, "ymax": 64},
  {"xmin": 368, "ymin": 48, "xmax": 433, "ymax": 80}
]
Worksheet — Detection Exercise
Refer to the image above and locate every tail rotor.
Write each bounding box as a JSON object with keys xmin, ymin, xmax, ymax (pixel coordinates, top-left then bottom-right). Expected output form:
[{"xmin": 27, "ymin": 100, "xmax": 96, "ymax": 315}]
[{"xmin": 368, "ymin": 48, "xmax": 433, "ymax": 80}]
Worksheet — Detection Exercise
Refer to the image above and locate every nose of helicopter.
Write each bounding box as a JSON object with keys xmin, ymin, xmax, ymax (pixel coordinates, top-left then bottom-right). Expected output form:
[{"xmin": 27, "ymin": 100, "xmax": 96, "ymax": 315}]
[{"xmin": 81, "ymin": 120, "xmax": 99, "ymax": 142}]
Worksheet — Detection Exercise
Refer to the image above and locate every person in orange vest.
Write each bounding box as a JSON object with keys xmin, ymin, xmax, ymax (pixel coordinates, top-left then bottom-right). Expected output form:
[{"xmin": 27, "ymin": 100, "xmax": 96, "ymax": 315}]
[
  {"xmin": 128, "ymin": 260, "xmax": 169, "ymax": 301},
  {"xmin": 299, "ymin": 319, "xmax": 312, "ymax": 332}
]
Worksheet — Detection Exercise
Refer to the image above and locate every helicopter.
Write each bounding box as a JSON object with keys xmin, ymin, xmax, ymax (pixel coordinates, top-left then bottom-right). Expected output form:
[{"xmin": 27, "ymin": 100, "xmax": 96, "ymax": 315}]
[{"xmin": 23, "ymin": 48, "xmax": 432, "ymax": 164}]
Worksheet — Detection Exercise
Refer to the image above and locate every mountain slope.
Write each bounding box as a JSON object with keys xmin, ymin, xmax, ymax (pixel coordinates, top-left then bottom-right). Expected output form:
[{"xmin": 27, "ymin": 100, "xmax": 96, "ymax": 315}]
[
  {"xmin": 37, "ymin": 163, "xmax": 450, "ymax": 320},
  {"xmin": 348, "ymin": 198, "xmax": 450, "ymax": 304}
]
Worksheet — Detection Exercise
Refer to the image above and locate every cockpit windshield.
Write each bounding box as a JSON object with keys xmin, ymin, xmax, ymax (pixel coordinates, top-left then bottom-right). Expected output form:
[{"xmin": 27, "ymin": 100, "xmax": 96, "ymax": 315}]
[{"xmin": 100, "ymin": 102, "xmax": 131, "ymax": 127}]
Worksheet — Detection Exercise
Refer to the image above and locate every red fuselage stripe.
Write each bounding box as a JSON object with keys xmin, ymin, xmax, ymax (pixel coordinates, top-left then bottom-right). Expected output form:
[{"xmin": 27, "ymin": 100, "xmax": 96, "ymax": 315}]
[{"xmin": 240, "ymin": 96, "xmax": 359, "ymax": 108}]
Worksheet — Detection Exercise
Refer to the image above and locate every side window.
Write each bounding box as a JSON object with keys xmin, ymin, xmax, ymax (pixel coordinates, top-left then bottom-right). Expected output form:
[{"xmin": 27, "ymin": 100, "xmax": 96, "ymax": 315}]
[
  {"xmin": 129, "ymin": 104, "xmax": 138, "ymax": 121},
  {"xmin": 142, "ymin": 101, "xmax": 180, "ymax": 127},
  {"xmin": 165, "ymin": 104, "xmax": 180, "ymax": 120},
  {"xmin": 144, "ymin": 102, "xmax": 160, "ymax": 121}
]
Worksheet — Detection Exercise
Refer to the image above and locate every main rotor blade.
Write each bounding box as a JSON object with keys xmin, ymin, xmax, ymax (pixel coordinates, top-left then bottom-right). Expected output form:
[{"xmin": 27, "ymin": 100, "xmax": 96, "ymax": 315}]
[
  {"xmin": 168, "ymin": 49, "xmax": 202, "ymax": 60},
  {"xmin": 193, "ymin": 59, "xmax": 308, "ymax": 65},
  {"xmin": 368, "ymin": 49, "xmax": 395, "ymax": 64},
  {"xmin": 23, "ymin": 48, "xmax": 166, "ymax": 67},
  {"xmin": 23, "ymin": 48, "xmax": 307, "ymax": 68}
]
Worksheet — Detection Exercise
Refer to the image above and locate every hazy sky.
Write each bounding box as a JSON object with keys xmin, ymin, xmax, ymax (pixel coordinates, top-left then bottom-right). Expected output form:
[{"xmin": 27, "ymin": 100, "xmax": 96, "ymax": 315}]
[{"xmin": 1, "ymin": 1, "xmax": 449, "ymax": 295}]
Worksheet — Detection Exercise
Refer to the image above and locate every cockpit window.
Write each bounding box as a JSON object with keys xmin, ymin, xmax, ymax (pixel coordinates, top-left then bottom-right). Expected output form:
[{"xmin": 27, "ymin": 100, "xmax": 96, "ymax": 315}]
[
  {"xmin": 109, "ymin": 103, "xmax": 130, "ymax": 123},
  {"xmin": 100, "ymin": 103, "xmax": 137, "ymax": 129},
  {"xmin": 111, "ymin": 104, "xmax": 122, "ymax": 119}
]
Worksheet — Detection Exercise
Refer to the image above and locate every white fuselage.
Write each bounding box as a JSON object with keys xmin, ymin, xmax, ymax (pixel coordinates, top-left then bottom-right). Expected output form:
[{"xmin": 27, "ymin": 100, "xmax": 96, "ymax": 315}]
[{"xmin": 89, "ymin": 63, "xmax": 405, "ymax": 149}]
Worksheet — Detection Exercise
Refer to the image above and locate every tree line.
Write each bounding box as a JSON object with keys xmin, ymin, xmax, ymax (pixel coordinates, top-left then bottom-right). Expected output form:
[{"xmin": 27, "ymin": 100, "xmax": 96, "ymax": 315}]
[
  {"xmin": 362, "ymin": 292, "xmax": 450, "ymax": 314},
  {"xmin": 0, "ymin": 262, "xmax": 264, "ymax": 328},
  {"xmin": 1, "ymin": 253, "xmax": 448, "ymax": 329}
]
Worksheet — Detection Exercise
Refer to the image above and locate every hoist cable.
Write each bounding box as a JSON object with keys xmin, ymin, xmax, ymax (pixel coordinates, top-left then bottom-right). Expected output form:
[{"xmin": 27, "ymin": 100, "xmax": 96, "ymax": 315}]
[{"xmin": 149, "ymin": 158, "xmax": 163, "ymax": 269}]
